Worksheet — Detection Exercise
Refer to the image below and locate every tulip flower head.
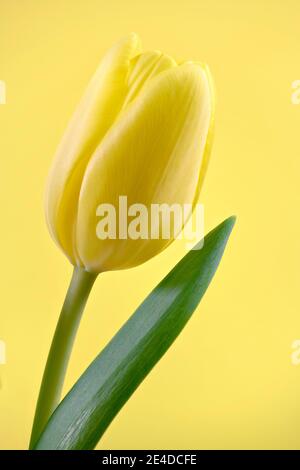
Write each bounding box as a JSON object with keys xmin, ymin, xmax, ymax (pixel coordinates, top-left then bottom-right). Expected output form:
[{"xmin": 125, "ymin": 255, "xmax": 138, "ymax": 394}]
[{"xmin": 45, "ymin": 33, "xmax": 215, "ymax": 272}]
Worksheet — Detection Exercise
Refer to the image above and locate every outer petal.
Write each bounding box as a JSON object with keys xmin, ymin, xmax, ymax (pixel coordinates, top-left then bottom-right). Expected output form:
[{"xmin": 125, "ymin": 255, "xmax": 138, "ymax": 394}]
[
  {"xmin": 45, "ymin": 33, "xmax": 141, "ymax": 264},
  {"xmin": 191, "ymin": 63, "xmax": 215, "ymax": 207},
  {"xmin": 76, "ymin": 63, "xmax": 214, "ymax": 272}
]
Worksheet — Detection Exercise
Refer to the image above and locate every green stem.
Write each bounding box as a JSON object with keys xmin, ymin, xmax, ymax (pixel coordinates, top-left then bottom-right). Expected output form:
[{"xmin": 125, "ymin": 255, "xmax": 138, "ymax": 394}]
[{"xmin": 29, "ymin": 266, "xmax": 98, "ymax": 449}]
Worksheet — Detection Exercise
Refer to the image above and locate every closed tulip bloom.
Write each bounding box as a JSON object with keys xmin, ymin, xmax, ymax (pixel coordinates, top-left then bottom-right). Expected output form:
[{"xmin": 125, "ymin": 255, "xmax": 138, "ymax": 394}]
[
  {"xmin": 30, "ymin": 34, "xmax": 217, "ymax": 448},
  {"xmin": 45, "ymin": 33, "xmax": 214, "ymax": 273}
]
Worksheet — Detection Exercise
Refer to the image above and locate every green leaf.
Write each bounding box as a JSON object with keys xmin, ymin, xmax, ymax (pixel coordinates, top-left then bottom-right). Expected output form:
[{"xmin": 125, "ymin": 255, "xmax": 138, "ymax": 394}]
[{"xmin": 34, "ymin": 216, "xmax": 236, "ymax": 450}]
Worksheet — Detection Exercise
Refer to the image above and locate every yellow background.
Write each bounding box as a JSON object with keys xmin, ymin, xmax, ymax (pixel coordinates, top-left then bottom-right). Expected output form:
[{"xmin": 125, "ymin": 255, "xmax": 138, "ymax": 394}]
[{"xmin": 1, "ymin": 0, "xmax": 300, "ymax": 450}]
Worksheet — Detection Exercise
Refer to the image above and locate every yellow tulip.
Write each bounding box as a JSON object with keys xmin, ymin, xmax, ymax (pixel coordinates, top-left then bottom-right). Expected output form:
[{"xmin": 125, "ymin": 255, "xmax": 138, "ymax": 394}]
[{"xmin": 45, "ymin": 33, "xmax": 214, "ymax": 272}]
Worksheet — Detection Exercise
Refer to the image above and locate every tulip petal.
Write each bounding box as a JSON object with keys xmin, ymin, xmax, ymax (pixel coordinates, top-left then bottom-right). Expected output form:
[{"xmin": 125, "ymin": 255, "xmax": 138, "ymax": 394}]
[
  {"xmin": 123, "ymin": 51, "xmax": 176, "ymax": 108},
  {"xmin": 191, "ymin": 63, "xmax": 215, "ymax": 207},
  {"xmin": 45, "ymin": 33, "xmax": 141, "ymax": 264},
  {"xmin": 76, "ymin": 62, "xmax": 214, "ymax": 272}
]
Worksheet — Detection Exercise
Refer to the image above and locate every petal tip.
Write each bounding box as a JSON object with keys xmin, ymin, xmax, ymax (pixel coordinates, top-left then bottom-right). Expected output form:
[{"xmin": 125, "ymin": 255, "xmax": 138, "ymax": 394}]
[{"xmin": 126, "ymin": 32, "xmax": 142, "ymax": 53}]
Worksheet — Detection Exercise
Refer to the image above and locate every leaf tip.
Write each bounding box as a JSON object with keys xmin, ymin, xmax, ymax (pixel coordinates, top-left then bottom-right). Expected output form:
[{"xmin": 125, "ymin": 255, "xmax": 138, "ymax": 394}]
[{"xmin": 225, "ymin": 215, "xmax": 237, "ymax": 230}]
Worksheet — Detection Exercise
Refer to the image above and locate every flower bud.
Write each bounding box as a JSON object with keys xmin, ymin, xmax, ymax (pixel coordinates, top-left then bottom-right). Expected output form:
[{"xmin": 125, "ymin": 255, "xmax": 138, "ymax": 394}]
[{"xmin": 45, "ymin": 33, "xmax": 214, "ymax": 272}]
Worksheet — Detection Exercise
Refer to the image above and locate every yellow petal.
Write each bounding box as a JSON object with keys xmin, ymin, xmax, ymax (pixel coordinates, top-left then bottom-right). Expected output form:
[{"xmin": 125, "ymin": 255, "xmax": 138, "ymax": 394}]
[
  {"xmin": 191, "ymin": 63, "xmax": 215, "ymax": 207},
  {"xmin": 123, "ymin": 51, "xmax": 176, "ymax": 108},
  {"xmin": 76, "ymin": 62, "xmax": 214, "ymax": 272},
  {"xmin": 45, "ymin": 33, "xmax": 141, "ymax": 264}
]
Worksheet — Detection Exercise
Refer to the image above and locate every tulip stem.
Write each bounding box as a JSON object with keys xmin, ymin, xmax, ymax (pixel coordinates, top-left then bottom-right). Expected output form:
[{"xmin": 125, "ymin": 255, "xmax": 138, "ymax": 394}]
[{"xmin": 29, "ymin": 266, "xmax": 98, "ymax": 449}]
